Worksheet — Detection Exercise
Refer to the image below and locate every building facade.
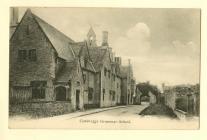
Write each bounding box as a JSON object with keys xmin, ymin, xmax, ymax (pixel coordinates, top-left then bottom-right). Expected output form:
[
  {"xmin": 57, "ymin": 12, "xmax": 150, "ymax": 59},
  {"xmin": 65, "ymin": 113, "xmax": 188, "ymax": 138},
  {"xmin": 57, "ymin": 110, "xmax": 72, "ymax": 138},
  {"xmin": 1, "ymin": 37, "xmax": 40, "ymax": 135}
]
[{"xmin": 9, "ymin": 8, "xmax": 136, "ymax": 116}]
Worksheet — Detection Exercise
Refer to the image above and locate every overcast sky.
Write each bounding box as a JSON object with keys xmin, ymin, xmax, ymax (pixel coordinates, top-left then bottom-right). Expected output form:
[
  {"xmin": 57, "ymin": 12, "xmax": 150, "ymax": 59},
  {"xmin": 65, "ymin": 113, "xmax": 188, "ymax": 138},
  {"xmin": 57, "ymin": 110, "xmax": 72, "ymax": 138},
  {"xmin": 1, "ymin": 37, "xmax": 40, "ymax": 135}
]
[{"xmin": 16, "ymin": 7, "xmax": 200, "ymax": 87}]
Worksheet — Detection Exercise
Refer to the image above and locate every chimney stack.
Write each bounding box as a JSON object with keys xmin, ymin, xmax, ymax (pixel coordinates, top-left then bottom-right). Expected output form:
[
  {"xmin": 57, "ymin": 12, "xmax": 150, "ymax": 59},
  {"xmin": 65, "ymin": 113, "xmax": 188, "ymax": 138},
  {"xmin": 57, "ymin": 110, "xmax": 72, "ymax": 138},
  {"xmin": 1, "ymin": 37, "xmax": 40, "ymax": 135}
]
[
  {"xmin": 102, "ymin": 31, "xmax": 109, "ymax": 46},
  {"xmin": 115, "ymin": 57, "xmax": 122, "ymax": 65},
  {"xmin": 10, "ymin": 7, "xmax": 19, "ymax": 26}
]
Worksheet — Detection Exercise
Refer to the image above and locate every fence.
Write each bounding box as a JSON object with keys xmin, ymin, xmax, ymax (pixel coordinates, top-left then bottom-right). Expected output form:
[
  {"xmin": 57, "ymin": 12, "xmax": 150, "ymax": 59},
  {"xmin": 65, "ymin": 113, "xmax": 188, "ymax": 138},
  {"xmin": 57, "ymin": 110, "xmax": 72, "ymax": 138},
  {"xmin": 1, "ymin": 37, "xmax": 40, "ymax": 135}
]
[{"xmin": 175, "ymin": 94, "xmax": 199, "ymax": 116}]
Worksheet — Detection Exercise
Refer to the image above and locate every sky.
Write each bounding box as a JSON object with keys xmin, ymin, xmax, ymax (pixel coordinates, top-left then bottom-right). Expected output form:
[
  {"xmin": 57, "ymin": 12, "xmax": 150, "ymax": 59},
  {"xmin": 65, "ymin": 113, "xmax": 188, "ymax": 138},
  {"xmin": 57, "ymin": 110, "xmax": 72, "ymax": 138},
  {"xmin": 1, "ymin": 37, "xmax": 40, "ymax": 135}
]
[{"xmin": 16, "ymin": 7, "xmax": 200, "ymax": 87}]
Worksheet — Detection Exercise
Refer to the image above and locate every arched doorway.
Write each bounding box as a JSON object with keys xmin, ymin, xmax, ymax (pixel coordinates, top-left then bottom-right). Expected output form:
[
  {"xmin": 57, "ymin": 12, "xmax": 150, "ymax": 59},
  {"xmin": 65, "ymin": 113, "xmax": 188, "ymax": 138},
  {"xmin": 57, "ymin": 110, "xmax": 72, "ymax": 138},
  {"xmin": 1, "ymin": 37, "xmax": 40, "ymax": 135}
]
[{"xmin": 55, "ymin": 86, "xmax": 66, "ymax": 101}]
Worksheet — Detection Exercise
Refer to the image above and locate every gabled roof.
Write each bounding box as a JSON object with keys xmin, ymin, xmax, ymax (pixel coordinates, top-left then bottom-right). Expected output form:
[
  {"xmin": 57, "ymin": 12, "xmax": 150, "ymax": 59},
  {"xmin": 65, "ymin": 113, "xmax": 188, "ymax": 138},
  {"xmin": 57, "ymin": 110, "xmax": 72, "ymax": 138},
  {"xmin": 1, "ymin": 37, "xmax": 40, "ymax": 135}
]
[
  {"xmin": 27, "ymin": 9, "xmax": 75, "ymax": 60},
  {"xmin": 69, "ymin": 41, "xmax": 96, "ymax": 72},
  {"xmin": 69, "ymin": 42, "xmax": 85, "ymax": 57},
  {"xmin": 87, "ymin": 27, "xmax": 96, "ymax": 37},
  {"xmin": 56, "ymin": 61, "xmax": 78, "ymax": 82},
  {"xmin": 88, "ymin": 47, "xmax": 107, "ymax": 71}
]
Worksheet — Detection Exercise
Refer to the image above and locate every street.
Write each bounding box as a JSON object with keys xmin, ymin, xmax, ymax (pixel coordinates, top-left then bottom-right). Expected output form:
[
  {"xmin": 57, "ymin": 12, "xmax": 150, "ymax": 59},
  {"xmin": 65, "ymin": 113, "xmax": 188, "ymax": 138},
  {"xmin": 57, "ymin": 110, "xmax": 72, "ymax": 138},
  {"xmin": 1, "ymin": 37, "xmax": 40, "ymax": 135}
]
[
  {"xmin": 78, "ymin": 102, "xmax": 149, "ymax": 119},
  {"xmin": 9, "ymin": 102, "xmax": 198, "ymax": 129}
]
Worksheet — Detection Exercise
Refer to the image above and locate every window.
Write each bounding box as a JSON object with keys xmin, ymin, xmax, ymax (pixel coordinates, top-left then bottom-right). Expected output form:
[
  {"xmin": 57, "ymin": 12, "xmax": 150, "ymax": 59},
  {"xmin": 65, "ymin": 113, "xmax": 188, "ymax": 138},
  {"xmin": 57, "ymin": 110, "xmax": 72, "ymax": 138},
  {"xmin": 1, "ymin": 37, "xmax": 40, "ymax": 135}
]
[
  {"xmin": 102, "ymin": 88, "xmax": 105, "ymax": 101},
  {"xmin": 76, "ymin": 81, "xmax": 80, "ymax": 86},
  {"xmin": 108, "ymin": 70, "xmax": 111, "ymax": 78},
  {"xmin": 88, "ymin": 87, "xmax": 93, "ymax": 101},
  {"xmin": 29, "ymin": 49, "xmax": 37, "ymax": 61},
  {"xmin": 104, "ymin": 68, "xmax": 107, "ymax": 76},
  {"xmin": 112, "ymin": 91, "xmax": 115, "ymax": 101},
  {"xmin": 113, "ymin": 74, "xmax": 115, "ymax": 81},
  {"xmin": 89, "ymin": 36, "xmax": 93, "ymax": 46},
  {"xmin": 83, "ymin": 74, "xmax": 86, "ymax": 84},
  {"xmin": 84, "ymin": 59, "xmax": 87, "ymax": 67},
  {"xmin": 77, "ymin": 67, "xmax": 79, "ymax": 73},
  {"xmin": 117, "ymin": 83, "xmax": 119, "ymax": 88},
  {"xmin": 18, "ymin": 50, "xmax": 27, "ymax": 61},
  {"xmin": 31, "ymin": 81, "xmax": 46, "ymax": 99},
  {"xmin": 109, "ymin": 90, "xmax": 113, "ymax": 100},
  {"xmin": 26, "ymin": 25, "xmax": 31, "ymax": 35}
]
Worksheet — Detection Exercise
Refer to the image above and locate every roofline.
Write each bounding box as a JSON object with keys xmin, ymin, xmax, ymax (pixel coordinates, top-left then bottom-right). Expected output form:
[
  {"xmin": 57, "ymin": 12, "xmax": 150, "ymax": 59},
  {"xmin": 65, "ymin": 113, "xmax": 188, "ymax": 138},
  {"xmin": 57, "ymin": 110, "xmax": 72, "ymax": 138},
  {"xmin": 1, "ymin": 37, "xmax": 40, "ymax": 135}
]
[
  {"xmin": 32, "ymin": 9, "xmax": 75, "ymax": 60},
  {"xmin": 81, "ymin": 67, "xmax": 96, "ymax": 73},
  {"xmin": 32, "ymin": 12, "xmax": 65, "ymax": 59},
  {"xmin": 68, "ymin": 44, "xmax": 76, "ymax": 59},
  {"xmin": 10, "ymin": 9, "xmax": 30, "ymax": 42}
]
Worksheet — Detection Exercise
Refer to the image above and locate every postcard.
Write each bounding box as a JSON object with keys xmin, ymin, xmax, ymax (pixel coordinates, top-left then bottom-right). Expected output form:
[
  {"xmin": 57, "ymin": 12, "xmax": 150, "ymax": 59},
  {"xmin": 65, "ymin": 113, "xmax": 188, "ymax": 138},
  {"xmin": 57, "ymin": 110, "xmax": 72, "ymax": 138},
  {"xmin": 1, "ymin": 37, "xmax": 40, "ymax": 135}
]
[{"xmin": 8, "ymin": 7, "xmax": 200, "ymax": 129}]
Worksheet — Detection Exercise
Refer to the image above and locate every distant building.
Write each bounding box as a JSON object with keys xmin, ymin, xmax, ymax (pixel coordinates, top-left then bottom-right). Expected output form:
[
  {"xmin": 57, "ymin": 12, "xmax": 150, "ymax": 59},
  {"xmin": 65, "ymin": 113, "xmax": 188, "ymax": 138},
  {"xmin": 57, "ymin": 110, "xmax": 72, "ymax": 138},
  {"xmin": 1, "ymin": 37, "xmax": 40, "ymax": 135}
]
[{"xmin": 120, "ymin": 61, "xmax": 135, "ymax": 105}]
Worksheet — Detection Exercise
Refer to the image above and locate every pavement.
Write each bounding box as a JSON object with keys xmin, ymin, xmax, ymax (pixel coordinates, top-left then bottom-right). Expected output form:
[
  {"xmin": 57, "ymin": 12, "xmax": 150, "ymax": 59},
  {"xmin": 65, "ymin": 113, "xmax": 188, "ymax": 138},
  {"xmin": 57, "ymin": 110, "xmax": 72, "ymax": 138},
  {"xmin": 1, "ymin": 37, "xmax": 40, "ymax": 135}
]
[{"xmin": 9, "ymin": 105, "xmax": 127, "ymax": 121}]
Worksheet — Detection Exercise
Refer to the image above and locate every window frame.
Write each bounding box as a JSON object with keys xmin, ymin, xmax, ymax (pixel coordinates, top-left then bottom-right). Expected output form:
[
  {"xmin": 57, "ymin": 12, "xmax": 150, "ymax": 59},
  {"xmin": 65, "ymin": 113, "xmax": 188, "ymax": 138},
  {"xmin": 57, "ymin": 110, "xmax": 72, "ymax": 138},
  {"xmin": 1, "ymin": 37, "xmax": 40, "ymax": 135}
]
[
  {"xmin": 28, "ymin": 49, "xmax": 37, "ymax": 61},
  {"xmin": 102, "ymin": 88, "xmax": 105, "ymax": 101},
  {"xmin": 31, "ymin": 81, "xmax": 46, "ymax": 99},
  {"xmin": 18, "ymin": 50, "xmax": 27, "ymax": 62}
]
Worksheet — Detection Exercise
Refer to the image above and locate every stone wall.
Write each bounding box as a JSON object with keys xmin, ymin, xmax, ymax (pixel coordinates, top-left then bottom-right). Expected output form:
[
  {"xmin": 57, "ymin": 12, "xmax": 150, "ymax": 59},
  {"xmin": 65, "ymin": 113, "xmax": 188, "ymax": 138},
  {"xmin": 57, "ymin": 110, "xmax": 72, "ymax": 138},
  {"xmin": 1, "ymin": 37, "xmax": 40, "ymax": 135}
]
[
  {"xmin": 164, "ymin": 91, "xmax": 176, "ymax": 110},
  {"xmin": 115, "ymin": 77, "xmax": 122, "ymax": 104},
  {"xmin": 121, "ymin": 78, "xmax": 127, "ymax": 105},
  {"xmin": 9, "ymin": 101, "xmax": 73, "ymax": 117},
  {"xmin": 70, "ymin": 63, "xmax": 84, "ymax": 111},
  {"xmin": 10, "ymin": 10, "xmax": 57, "ymax": 102},
  {"xmin": 100, "ymin": 51, "xmax": 120, "ymax": 107},
  {"xmin": 149, "ymin": 91, "xmax": 157, "ymax": 104}
]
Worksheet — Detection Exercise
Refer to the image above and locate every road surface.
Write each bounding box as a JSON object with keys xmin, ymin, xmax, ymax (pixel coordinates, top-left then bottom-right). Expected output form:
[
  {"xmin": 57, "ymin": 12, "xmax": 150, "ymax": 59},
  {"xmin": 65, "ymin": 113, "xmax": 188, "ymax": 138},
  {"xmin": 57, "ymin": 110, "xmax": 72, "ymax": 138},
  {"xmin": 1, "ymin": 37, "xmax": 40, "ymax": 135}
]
[{"xmin": 77, "ymin": 103, "xmax": 149, "ymax": 119}]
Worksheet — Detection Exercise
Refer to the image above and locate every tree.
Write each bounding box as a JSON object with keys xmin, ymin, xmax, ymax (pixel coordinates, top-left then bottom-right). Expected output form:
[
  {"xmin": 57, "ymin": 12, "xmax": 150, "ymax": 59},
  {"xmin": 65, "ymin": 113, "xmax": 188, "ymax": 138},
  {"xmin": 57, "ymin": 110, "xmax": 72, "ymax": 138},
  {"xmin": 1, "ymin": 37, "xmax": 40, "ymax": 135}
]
[{"xmin": 136, "ymin": 82, "xmax": 161, "ymax": 103}]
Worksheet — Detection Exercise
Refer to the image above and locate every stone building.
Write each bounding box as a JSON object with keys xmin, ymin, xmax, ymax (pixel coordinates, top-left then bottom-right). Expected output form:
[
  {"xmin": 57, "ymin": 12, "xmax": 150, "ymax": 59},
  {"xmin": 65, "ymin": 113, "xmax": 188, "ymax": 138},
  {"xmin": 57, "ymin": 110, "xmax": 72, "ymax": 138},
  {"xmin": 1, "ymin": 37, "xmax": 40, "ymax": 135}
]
[
  {"xmin": 86, "ymin": 28, "xmax": 122, "ymax": 107},
  {"xmin": 9, "ymin": 8, "xmax": 136, "ymax": 115},
  {"xmin": 120, "ymin": 61, "xmax": 135, "ymax": 105},
  {"xmin": 69, "ymin": 41, "xmax": 98, "ymax": 109},
  {"xmin": 10, "ymin": 9, "xmax": 84, "ymax": 113}
]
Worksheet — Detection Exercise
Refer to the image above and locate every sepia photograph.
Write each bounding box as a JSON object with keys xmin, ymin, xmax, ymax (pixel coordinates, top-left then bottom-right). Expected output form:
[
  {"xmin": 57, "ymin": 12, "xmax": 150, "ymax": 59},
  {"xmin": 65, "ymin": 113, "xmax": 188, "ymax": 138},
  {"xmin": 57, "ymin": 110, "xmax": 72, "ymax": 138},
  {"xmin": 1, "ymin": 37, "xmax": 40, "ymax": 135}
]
[{"xmin": 9, "ymin": 7, "xmax": 200, "ymax": 129}]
